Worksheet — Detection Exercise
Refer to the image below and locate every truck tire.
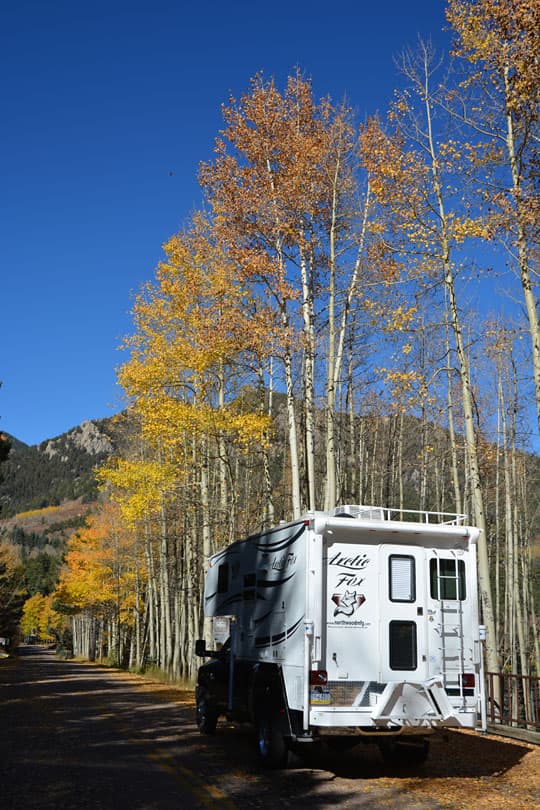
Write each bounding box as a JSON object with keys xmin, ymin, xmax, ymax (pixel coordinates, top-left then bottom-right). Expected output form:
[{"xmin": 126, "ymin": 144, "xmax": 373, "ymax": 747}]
[
  {"xmin": 256, "ymin": 715, "xmax": 290, "ymax": 769},
  {"xmin": 196, "ymin": 690, "xmax": 218, "ymax": 735},
  {"xmin": 379, "ymin": 737, "xmax": 429, "ymax": 767}
]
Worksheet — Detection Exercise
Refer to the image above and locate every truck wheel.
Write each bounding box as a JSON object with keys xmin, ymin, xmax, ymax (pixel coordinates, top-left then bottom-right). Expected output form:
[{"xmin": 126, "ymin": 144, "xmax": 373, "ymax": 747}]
[
  {"xmin": 257, "ymin": 716, "xmax": 290, "ymax": 769},
  {"xmin": 196, "ymin": 691, "xmax": 218, "ymax": 735},
  {"xmin": 379, "ymin": 738, "xmax": 429, "ymax": 767}
]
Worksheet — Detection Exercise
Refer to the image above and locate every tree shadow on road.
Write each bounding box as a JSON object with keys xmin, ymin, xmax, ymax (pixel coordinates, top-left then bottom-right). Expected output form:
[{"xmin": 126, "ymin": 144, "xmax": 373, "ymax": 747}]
[{"xmin": 6, "ymin": 650, "xmax": 534, "ymax": 810}]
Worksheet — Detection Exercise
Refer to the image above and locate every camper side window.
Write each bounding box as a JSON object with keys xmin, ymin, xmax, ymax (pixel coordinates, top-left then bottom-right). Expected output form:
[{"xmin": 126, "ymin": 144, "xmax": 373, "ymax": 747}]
[
  {"xmin": 217, "ymin": 563, "xmax": 229, "ymax": 594},
  {"xmin": 430, "ymin": 558, "xmax": 466, "ymax": 600},
  {"xmin": 389, "ymin": 555, "xmax": 416, "ymax": 602},
  {"xmin": 243, "ymin": 572, "xmax": 257, "ymax": 601}
]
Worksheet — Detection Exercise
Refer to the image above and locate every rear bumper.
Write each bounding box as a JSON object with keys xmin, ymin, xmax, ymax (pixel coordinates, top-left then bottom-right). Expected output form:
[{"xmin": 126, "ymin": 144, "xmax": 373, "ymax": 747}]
[{"xmin": 310, "ymin": 678, "xmax": 479, "ymax": 730}]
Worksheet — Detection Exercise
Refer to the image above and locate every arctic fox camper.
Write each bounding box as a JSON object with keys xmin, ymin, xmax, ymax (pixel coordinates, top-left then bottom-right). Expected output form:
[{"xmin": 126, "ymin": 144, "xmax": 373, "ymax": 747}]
[{"xmin": 195, "ymin": 506, "xmax": 486, "ymax": 767}]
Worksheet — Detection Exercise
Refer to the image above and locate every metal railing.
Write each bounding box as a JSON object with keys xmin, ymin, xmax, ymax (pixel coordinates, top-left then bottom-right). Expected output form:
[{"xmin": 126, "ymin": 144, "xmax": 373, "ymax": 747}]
[
  {"xmin": 333, "ymin": 505, "xmax": 468, "ymax": 525},
  {"xmin": 486, "ymin": 672, "xmax": 540, "ymax": 731},
  {"xmin": 385, "ymin": 507, "xmax": 468, "ymax": 526}
]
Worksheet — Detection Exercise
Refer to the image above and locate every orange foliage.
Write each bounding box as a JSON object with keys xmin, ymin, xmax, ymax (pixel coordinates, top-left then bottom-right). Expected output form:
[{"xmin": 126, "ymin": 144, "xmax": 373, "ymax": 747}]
[{"xmin": 54, "ymin": 504, "xmax": 142, "ymax": 623}]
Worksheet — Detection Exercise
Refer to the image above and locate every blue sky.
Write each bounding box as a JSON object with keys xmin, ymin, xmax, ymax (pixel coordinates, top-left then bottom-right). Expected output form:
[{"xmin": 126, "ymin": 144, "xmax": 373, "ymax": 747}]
[{"xmin": 0, "ymin": 0, "xmax": 474, "ymax": 446}]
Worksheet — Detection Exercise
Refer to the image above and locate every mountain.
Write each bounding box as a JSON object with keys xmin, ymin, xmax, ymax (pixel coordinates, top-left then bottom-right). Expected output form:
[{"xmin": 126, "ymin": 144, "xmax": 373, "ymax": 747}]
[
  {"xmin": 0, "ymin": 417, "xmax": 116, "ymax": 518},
  {"xmin": 0, "ymin": 417, "xmax": 123, "ymax": 601}
]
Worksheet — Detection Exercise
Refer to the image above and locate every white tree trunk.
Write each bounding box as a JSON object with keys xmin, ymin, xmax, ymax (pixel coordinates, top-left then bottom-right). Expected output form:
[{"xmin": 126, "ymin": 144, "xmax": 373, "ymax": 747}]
[{"xmin": 421, "ymin": 61, "xmax": 498, "ymax": 673}]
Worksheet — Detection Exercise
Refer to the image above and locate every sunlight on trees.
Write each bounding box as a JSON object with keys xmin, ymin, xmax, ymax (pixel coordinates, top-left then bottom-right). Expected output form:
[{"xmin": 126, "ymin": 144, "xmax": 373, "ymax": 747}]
[{"xmin": 45, "ymin": 6, "xmax": 538, "ymax": 688}]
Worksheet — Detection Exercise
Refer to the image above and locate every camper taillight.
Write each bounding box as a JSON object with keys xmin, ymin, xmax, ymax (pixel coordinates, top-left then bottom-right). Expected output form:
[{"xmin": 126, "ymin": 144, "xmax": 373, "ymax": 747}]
[
  {"xmin": 310, "ymin": 669, "xmax": 328, "ymax": 685},
  {"xmin": 461, "ymin": 673, "xmax": 475, "ymax": 688}
]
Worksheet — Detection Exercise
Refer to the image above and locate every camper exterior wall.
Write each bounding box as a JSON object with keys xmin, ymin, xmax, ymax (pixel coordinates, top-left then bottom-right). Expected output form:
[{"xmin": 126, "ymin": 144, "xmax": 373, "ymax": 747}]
[
  {"xmin": 310, "ymin": 517, "xmax": 481, "ymax": 730},
  {"xmin": 197, "ymin": 506, "xmax": 485, "ymax": 763},
  {"xmin": 204, "ymin": 520, "xmax": 308, "ymax": 678}
]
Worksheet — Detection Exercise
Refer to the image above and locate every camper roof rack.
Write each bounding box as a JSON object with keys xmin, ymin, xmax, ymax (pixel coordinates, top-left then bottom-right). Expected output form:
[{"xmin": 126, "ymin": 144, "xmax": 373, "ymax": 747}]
[{"xmin": 332, "ymin": 505, "xmax": 468, "ymax": 526}]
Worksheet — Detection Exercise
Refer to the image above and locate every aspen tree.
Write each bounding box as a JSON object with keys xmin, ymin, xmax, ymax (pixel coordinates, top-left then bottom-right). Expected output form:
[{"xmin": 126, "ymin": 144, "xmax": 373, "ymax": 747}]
[
  {"xmin": 201, "ymin": 75, "xmax": 386, "ymax": 515},
  {"xmin": 103, "ymin": 216, "xmax": 271, "ymax": 675},
  {"xmin": 446, "ymin": 0, "xmax": 540, "ymax": 437},
  {"xmin": 321, "ymin": 107, "xmax": 368, "ymax": 511},
  {"xmin": 200, "ymin": 76, "xmax": 313, "ymax": 516},
  {"xmin": 485, "ymin": 320, "xmax": 539, "ymax": 702},
  {"xmin": 21, "ymin": 593, "xmax": 64, "ymax": 643},
  {"xmin": 380, "ymin": 41, "xmax": 499, "ymax": 672},
  {"xmin": 445, "ymin": 290, "xmax": 463, "ymax": 516},
  {"xmin": 53, "ymin": 506, "xmax": 139, "ymax": 664}
]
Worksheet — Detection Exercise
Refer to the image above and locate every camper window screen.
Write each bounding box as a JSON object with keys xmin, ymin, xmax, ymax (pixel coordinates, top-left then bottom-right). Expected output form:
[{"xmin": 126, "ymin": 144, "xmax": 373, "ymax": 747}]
[
  {"xmin": 389, "ymin": 620, "xmax": 417, "ymax": 670},
  {"xmin": 430, "ymin": 559, "xmax": 466, "ymax": 600},
  {"xmin": 389, "ymin": 555, "xmax": 416, "ymax": 602}
]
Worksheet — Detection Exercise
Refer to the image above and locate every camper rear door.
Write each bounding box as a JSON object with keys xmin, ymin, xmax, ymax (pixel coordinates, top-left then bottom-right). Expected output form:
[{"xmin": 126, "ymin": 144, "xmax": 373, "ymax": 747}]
[
  {"xmin": 325, "ymin": 541, "xmax": 429, "ymax": 684},
  {"xmin": 378, "ymin": 546, "xmax": 429, "ymax": 682}
]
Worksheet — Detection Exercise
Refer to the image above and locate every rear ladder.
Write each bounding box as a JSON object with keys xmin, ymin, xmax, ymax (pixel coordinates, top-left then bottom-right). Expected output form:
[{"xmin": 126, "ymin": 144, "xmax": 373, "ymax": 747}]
[{"xmin": 436, "ymin": 552, "xmax": 466, "ymax": 708}]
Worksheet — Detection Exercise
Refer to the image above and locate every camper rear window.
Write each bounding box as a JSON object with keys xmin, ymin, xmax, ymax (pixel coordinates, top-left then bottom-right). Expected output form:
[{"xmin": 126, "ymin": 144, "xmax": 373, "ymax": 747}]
[
  {"xmin": 389, "ymin": 555, "xmax": 416, "ymax": 602},
  {"xmin": 389, "ymin": 620, "xmax": 417, "ymax": 670},
  {"xmin": 430, "ymin": 559, "xmax": 466, "ymax": 600}
]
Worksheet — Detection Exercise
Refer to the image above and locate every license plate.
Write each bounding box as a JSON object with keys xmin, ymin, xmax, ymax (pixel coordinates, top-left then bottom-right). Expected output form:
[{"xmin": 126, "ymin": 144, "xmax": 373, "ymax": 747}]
[{"xmin": 310, "ymin": 687, "xmax": 331, "ymax": 705}]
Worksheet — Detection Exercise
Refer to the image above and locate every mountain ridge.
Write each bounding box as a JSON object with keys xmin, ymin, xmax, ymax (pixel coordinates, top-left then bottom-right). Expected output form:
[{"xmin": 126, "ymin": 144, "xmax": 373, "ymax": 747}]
[{"xmin": 0, "ymin": 415, "xmax": 118, "ymax": 517}]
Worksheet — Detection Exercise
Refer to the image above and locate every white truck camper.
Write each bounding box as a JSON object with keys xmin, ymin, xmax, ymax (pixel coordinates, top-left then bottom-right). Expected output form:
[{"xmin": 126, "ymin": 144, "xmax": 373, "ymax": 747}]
[{"xmin": 195, "ymin": 505, "xmax": 487, "ymax": 767}]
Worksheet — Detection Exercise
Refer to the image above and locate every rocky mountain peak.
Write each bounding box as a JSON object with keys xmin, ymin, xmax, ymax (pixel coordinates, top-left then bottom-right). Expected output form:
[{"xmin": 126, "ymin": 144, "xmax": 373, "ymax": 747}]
[
  {"xmin": 71, "ymin": 420, "xmax": 113, "ymax": 455},
  {"xmin": 42, "ymin": 420, "xmax": 113, "ymax": 460}
]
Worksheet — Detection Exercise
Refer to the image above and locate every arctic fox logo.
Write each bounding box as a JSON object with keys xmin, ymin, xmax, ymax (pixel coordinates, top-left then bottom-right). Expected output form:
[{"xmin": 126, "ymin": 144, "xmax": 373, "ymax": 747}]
[{"xmin": 332, "ymin": 590, "xmax": 366, "ymax": 617}]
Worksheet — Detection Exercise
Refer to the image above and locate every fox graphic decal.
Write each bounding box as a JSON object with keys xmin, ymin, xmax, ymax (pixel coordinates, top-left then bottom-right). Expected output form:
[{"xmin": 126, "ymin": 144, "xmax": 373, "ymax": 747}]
[{"xmin": 331, "ymin": 590, "xmax": 366, "ymax": 617}]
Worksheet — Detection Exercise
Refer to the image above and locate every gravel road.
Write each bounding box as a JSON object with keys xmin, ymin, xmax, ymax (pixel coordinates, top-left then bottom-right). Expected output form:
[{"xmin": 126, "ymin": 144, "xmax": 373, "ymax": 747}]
[{"xmin": 1, "ymin": 646, "xmax": 538, "ymax": 809}]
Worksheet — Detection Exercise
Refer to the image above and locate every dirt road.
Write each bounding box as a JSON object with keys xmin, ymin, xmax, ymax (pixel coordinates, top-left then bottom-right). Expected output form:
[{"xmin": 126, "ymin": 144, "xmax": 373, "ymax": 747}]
[{"xmin": 1, "ymin": 646, "xmax": 538, "ymax": 809}]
